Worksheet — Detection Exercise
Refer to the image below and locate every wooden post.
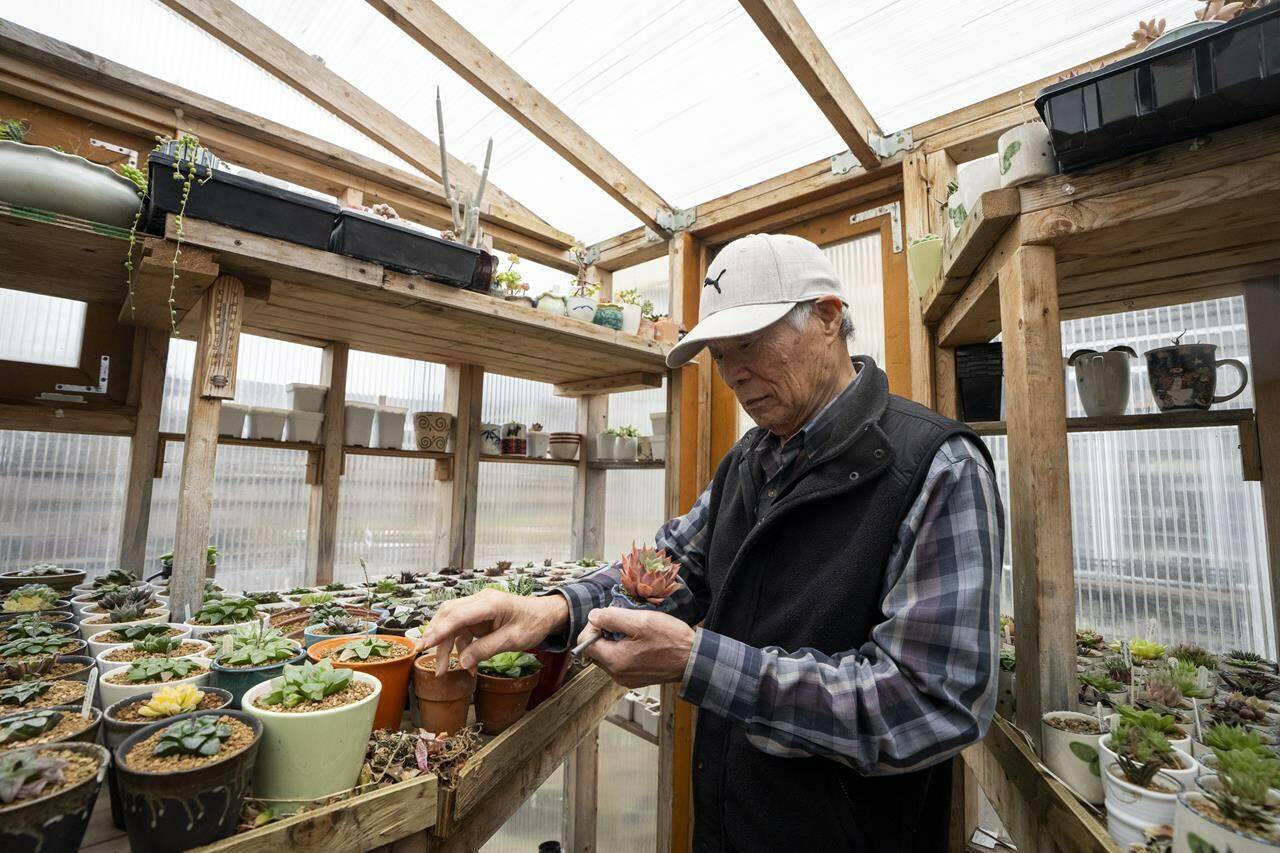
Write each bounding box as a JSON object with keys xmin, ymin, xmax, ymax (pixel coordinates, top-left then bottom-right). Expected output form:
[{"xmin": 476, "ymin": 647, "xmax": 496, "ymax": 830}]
[
  {"xmin": 306, "ymin": 342, "xmax": 349, "ymax": 585},
  {"xmin": 998, "ymin": 245, "xmax": 1075, "ymax": 744},
  {"xmin": 117, "ymin": 327, "xmax": 169, "ymax": 573},
  {"xmin": 902, "ymin": 151, "xmax": 934, "ymax": 406},
  {"xmin": 1243, "ymin": 277, "xmax": 1280, "ymax": 648},
  {"xmin": 561, "ymin": 726, "xmax": 599, "ymax": 853},
  {"xmin": 170, "ymin": 274, "xmax": 244, "ymax": 622},
  {"xmin": 934, "ymin": 345, "xmax": 958, "ymax": 419},
  {"xmin": 444, "ymin": 363, "xmax": 483, "ymax": 570},
  {"xmin": 572, "ymin": 395, "xmax": 609, "ymax": 561}
]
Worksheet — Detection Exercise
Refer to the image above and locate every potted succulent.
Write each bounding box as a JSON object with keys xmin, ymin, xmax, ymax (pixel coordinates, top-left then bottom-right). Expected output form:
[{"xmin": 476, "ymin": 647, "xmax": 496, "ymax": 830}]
[
  {"xmin": 1143, "ymin": 661, "xmax": 1212, "ymax": 712},
  {"xmin": 567, "ymin": 280, "xmax": 600, "ymax": 323},
  {"xmin": 1196, "ymin": 723, "xmax": 1276, "ymax": 761},
  {"xmin": 307, "ymin": 635, "xmax": 417, "ymax": 730},
  {"xmin": 303, "ymin": 613, "xmax": 375, "ymax": 649},
  {"xmin": 1223, "ymin": 650, "xmax": 1280, "ymax": 675},
  {"xmin": 1, "ymin": 657, "xmax": 95, "ymax": 688},
  {"xmin": 479, "ymin": 423, "xmax": 502, "ymax": 456},
  {"xmin": 86, "ymin": 622, "xmax": 189, "ymax": 661},
  {"xmin": 377, "ymin": 606, "xmax": 429, "ymax": 638},
  {"xmin": 0, "ymin": 742, "xmax": 111, "ymax": 852},
  {"xmin": 493, "ymin": 254, "xmax": 534, "ymax": 307},
  {"xmin": 78, "ymin": 588, "xmax": 169, "ymax": 639},
  {"xmin": 996, "ymin": 120, "xmax": 1056, "ymax": 188},
  {"xmin": 612, "ymin": 426, "xmax": 640, "ymax": 461},
  {"xmin": 98, "ymin": 658, "xmax": 212, "ymax": 711},
  {"xmin": 0, "ymin": 679, "xmax": 87, "ymax": 713},
  {"xmin": 501, "ymin": 421, "xmax": 528, "ymax": 456},
  {"xmin": 185, "ymin": 598, "xmax": 260, "ymax": 640},
  {"xmin": 103, "ymin": 684, "xmax": 233, "ymax": 831},
  {"xmin": 412, "ymin": 654, "xmax": 475, "ymax": 734},
  {"xmin": 0, "ymin": 565, "xmax": 85, "ymax": 595},
  {"xmin": 1221, "ymin": 669, "xmax": 1280, "ymax": 701},
  {"xmin": 615, "ymin": 288, "xmax": 649, "ymax": 336},
  {"xmin": 474, "ymin": 651, "xmax": 543, "ymax": 734},
  {"xmin": 1079, "ymin": 671, "xmax": 1128, "ymax": 707},
  {"xmin": 240, "ymin": 660, "xmax": 380, "ymax": 807},
  {"xmin": 0, "ymin": 708, "xmax": 102, "ymax": 754},
  {"xmin": 1099, "ymin": 722, "xmax": 1196, "ymax": 846},
  {"xmin": 3, "ymin": 585, "xmax": 66, "ymax": 616},
  {"xmin": 1209, "ymin": 693, "xmax": 1279, "ymax": 729},
  {"xmin": 1176, "ymin": 750, "xmax": 1280, "ymax": 851},
  {"xmin": 69, "ymin": 581, "xmax": 153, "ymax": 620},
  {"xmin": 536, "ymin": 288, "xmax": 567, "ymax": 317},
  {"xmin": 114, "ymin": 710, "xmax": 263, "ymax": 850},
  {"xmin": 96, "ymin": 635, "xmax": 212, "ymax": 677},
  {"xmin": 1171, "ymin": 642, "xmax": 1218, "ymax": 670},
  {"xmin": 526, "ymin": 423, "xmax": 549, "ymax": 459},
  {"xmin": 209, "ymin": 624, "xmax": 305, "ymax": 710},
  {"xmin": 593, "ymin": 301, "xmax": 624, "ymax": 331},
  {"xmin": 0, "ymin": 634, "xmax": 86, "ymax": 663},
  {"xmin": 1040, "ymin": 710, "xmax": 1107, "ymax": 805},
  {"xmin": 75, "ymin": 568, "xmax": 140, "ymax": 595},
  {"xmin": 1145, "ymin": 333, "xmax": 1249, "ymax": 412}
]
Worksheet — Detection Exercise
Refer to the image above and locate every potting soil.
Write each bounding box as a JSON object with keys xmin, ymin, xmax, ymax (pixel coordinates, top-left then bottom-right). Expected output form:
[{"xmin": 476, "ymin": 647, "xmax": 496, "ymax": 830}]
[
  {"xmin": 3, "ymin": 680, "xmax": 85, "ymax": 710},
  {"xmin": 0, "ymin": 712, "xmax": 94, "ymax": 752},
  {"xmin": 0, "ymin": 748, "xmax": 100, "ymax": 804},
  {"xmin": 113, "ymin": 690, "xmax": 227, "ymax": 723},
  {"xmin": 105, "ymin": 664, "xmax": 209, "ymax": 685},
  {"xmin": 251, "ymin": 679, "xmax": 373, "ymax": 714},
  {"xmin": 122, "ymin": 715, "xmax": 255, "ymax": 773},
  {"xmin": 105, "ymin": 642, "xmax": 207, "ymax": 663}
]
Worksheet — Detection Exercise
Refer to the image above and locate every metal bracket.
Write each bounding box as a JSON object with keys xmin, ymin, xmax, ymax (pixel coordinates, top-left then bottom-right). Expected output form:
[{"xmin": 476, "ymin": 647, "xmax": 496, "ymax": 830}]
[
  {"xmin": 90, "ymin": 139, "xmax": 138, "ymax": 168},
  {"xmin": 643, "ymin": 227, "xmax": 664, "ymax": 244},
  {"xmin": 580, "ymin": 245, "xmax": 601, "ymax": 266},
  {"xmin": 55, "ymin": 355, "xmax": 110, "ymax": 395},
  {"xmin": 867, "ymin": 128, "xmax": 913, "ymax": 159},
  {"xmin": 850, "ymin": 202, "xmax": 904, "ymax": 253},
  {"xmin": 655, "ymin": 206, "xmax": 696, "ymax": 232},
  {"xmin": 830, "ymin": 150, "xmax": 859, "ymax": 176}
]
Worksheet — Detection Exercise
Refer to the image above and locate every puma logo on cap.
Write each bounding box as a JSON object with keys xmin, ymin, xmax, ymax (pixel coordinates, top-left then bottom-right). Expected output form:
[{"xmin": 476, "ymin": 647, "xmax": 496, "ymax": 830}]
[{"xmin": 703, "ymin": 269, "xmax": 726, "ymax": 294}]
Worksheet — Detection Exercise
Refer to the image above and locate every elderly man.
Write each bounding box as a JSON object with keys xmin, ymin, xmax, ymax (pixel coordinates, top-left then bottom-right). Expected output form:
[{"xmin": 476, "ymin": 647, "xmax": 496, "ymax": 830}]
[{"xmin": 421, "ymin": 233, "xmax": 1004, "ymax": 851}]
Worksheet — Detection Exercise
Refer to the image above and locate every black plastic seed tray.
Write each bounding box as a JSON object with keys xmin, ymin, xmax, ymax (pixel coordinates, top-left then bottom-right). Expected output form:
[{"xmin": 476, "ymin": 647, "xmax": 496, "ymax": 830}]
[
  {"xmin": 329, "ymin": 208, "xmax": 493, "ymax": 292},
  {"xmin": 1035, "ymin": 6, "xmax": 1280, "ymax": 172},
  {"xmin": 141, "ymin": 152, "xmax": 339, "ymax": 249}
]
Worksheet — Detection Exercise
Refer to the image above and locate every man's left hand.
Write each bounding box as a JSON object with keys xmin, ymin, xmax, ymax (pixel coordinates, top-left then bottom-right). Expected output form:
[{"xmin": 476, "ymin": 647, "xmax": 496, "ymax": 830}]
[{"xmin": 577, "ymin": 608, "xmax": 695, "ymax": 688}]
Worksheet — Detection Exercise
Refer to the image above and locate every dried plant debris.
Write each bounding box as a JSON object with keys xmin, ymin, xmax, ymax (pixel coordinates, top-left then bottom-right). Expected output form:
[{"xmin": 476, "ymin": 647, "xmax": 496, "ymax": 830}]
[{"xmin": 360, "ymin": 726, "xmax": 482, "ymax": 786}]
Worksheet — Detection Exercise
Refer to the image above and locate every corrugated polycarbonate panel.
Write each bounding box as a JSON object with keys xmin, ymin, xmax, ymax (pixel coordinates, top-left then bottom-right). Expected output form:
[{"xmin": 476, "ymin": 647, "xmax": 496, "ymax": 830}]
[
  {"xmin": 480, "ymin": 764, "xmax": 564, "ymax": 853},
  {"xmin": 0, "ymin": 288, "xmax": 85, "ymax": 367}
]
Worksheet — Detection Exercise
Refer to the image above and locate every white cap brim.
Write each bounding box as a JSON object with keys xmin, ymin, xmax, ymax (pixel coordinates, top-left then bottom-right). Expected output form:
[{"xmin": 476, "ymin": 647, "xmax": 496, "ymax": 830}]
[{"xmin": 665, "ymin": 301, "xmax": 797, "ymax": 368}]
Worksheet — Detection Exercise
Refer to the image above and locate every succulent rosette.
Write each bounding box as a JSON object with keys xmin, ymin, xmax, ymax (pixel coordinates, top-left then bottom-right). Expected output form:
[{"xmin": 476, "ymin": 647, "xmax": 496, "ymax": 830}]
[{"xmin": 605, "ymin": 544, "xmax": 685, "ymax": 640}]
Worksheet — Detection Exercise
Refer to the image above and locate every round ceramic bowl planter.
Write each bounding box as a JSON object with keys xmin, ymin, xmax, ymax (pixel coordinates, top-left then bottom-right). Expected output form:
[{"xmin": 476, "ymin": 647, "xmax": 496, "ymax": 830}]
[
  {"xmin": 86, "ymin": 624, "xmax": 192, "ymax": 661},
  {"xmin": 114, "ymin": 710, "xmax": 263, "ymax": 851},
  {"xmin": 78, "ymin": 610, "xmax": 171, "ymax": 641},
  {"xmin": 240, "ymin": 671, "xmax": 380, "ymax": 808},
  {"xmin": 302, "ymin": 621, "xmax": 376, "ymax": 649},
  {"xmin": 0, "ymin": 706, "xmax": 103, "ymax": 755},
  {"xmin": 102, "ymin": 687, "xmax": 234, "ymax": 832},
  {"xmin": 1040, "ymin": 711, "xmax": 1106, "ymax": 805},
  {"xmin": 210, "ymin": 647, "xmax": 307, "ymax": 710},
  {"xmin": 906, "ymin": 236, "xmax": 944, "ymax": 299},
  {"xmin": 307, "ymin": 635, "xmax": 418, "ymax": 730},
  {"xmin": 536, "ymin": 294, "xmax": 567, "ymax": 316},
  {"xmin": 566, "ymin": 295, "xmax": 598, "ymax": 323},
  {"xmin": 412, "ymin": 654, "xmax": 475, "ymax": 734},
  {"xmin": 0, "ymin": 568, "xmax": 86, "ymax": 594},
  {"xmin": 1174, "ymin": 775, "xmax": 1280, "ymax": 852},
  {"xmin": 0, "ymin": 141, "xmax": 142, "ymax": 227},
  {"xmin": 0, "ymin": 741, "xmax": 110, "ymax": 853},
  {"xmin": 996, "ymin": 122, "xmax": 1057, "ymax": 188},
  {"xmin": 97, "ymin": 660, "xmax": 213, "ymax": 711},
  {"xmin": 95, "ymin": 639, "xmax": 214, "ymax": 677}
]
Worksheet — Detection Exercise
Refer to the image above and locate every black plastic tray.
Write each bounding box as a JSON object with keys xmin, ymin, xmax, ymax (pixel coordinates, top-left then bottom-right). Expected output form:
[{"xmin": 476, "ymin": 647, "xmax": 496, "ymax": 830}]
[
  {"xmin": 328, "ymin": 209, "xmax": 493, "ymax": 292},
  {"xmin": 1036, "ymin": 6, "xmax": 1280, "ymax": 171},
  {"xmin": 141, "ymin": 152, "xmax": 339, "ymax": 250}
]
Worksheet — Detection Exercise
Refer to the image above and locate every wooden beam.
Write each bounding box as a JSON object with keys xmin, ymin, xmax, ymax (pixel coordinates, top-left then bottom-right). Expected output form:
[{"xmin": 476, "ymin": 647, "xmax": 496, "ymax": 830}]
[
  {"xmin": 156, "ymin": 0, "xmax": 566, "ymax": 246},
  {"xmin": 366, "ymin": 0, "xmax": 675, "ymax": 232},
  {"xmin": 998, "ymin": 246, "xmax": 1075, "ymax": 747},
  {"xmin": 444, "ymin": 364, "xmax": 483, "ymax": 570},
  {"xmin": 554, "ymin": 372, "xmax": 665, "ymax": 397},
  {"xmin": 117, "ymin": 327, "xmax": 169, "ymax": 574},
  {"xmin": 0, "ymin": 402, "xmax": 136, "ymax": 436},
  {"xmin": 571, "ymin": 395, "xmax": 608, "ymax": 562},
  {"xmin": 171, "ymin": 274, "xmax": 245, "ymax": 622},
  {"xmin": 561, "ymin": 725, "xmax": 599, "ymax": 853},
  {"xmin": 1244, "ymin": 278, "xmax": 1280, "ymax": 652},
  {"xmin": 902, "ymin": 150, "xmax": 933, "ymax": 406},
  {"xmin": 305, "ymin": 343, "xmax": 348, "ymax": 586},
  {"xmin": 737, "ymin": 0, "xmax": 880, "ymax": 168}
]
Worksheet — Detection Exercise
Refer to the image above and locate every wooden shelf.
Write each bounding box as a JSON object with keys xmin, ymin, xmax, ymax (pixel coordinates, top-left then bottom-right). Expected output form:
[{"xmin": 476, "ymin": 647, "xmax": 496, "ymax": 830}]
[
  {"xmin": 0, "ymin": 202, "xmax": 130, "ymax": 307},
  {"xmin": 346, "ymin": 445, "xmax": 450, "ymax": 461},
  {"xmin": 968, "ymin": 407, "xmax": 1255, "ymax": 436},
  {"xmin": 480, "ymin": 454, "xmax": 578, "ymax": 467},
  {"xmin": 590, "ymin": 459, "xmax": 666, "ymax": 470},
  {"xmin": 605, "ymin": 712, "xmax": 660, "ymax": 745},
  {"xmin": 921, "ymin": 188, "xmax": 1020, "ymax": 324}
]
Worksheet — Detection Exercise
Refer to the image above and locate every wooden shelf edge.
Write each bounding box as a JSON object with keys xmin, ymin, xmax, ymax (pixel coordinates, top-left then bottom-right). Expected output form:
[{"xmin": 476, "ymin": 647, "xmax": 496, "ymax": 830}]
[
  {"xmin": 480, "ymin": 454, "xmax": 578, "ymax": 466},
  {"xmin": 605, "ymin": 712, "xmax": 660, "ymax": 745},
  {"xmin": 589, "ymin": 460, "xmax": 666, "ymax": 470},
  {"xmin": 921, "ymin": 188, "xmax": 1020, "ymax": 323},
  {"xmin": 968, "ymin": 407, "xmax": 1255, "ymax": 436}
]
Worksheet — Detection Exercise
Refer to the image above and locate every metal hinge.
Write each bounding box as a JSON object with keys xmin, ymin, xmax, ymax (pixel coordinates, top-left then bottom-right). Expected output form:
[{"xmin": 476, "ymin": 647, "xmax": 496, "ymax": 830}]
[
  {"xmin": 868, "ymin": 128, "xmax": 913, "ymax": 159},
  {"xmin": 850, "ymin": 202, "xmax": 904, "ymax": 253},
  {"xmin": 655, "ymin": 206, "xmax": 696, "ymax": 232},
  {"xmin": 90, "ymin": 139, "xmax": 138, "ymax": 168},
  {"xmin": 54, "ymin": 355, "xmax": 111, "ymax": 395}
]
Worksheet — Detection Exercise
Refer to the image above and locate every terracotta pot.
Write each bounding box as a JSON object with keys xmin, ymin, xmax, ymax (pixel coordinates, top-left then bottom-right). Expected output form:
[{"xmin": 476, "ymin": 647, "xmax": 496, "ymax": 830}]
[
  {"xmin": 308, "ymin": 635, "xmax": 418, "ymax": 731},
  {"xmin": 527, "ymin": 649, "xmax": 570, "ymax": 710},
  {"xmin": 412, "ymin": 654, "xmax": 475, "ymax": 735},
  {"xmin": 654, "ymin": 317, "xmax": 680, "ymax": 343},
  {"xmin": 474, "ymin": 671, "xmax": 540, "ymax": 734}
]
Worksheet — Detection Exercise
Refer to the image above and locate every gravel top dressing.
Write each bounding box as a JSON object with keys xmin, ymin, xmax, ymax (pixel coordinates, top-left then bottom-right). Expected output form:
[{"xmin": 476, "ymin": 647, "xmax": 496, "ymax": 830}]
[{"xmin": 251, "ymin": 680, "xmax": 373, "ymax": 714}]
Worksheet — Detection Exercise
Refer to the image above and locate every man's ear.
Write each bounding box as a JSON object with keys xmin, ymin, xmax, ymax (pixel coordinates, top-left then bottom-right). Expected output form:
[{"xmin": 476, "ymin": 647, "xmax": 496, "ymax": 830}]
[{"xmin": 811, "ymin": 296, "xmax": 844, "ymax": 339}]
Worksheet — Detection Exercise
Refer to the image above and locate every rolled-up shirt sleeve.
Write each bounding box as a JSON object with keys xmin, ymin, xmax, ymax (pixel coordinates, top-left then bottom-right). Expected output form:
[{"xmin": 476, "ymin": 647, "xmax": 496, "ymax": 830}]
[{"xmin": 679, "ymin": 437, "xmax": 1004, "ymax": 775}]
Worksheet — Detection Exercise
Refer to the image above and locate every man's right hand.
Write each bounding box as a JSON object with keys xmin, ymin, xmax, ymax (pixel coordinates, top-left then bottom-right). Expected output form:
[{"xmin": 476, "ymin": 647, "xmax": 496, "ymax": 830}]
[{"xmin": 416, "ymin": 589, "xmax": 569, "ymax": 676}]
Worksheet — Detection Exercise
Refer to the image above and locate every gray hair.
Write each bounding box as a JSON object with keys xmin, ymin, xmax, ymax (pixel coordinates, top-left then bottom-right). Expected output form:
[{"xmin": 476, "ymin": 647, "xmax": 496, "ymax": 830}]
[{"xmin": 784, "ymin": 300, "xmax": 854, "ymax": 342}]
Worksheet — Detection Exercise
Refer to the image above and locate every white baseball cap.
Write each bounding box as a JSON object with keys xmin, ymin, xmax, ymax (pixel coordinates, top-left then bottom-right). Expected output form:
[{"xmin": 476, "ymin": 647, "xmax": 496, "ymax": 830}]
[{"xmin": 665, "ymin": 233, "xmax": 846, "ymax": 368}]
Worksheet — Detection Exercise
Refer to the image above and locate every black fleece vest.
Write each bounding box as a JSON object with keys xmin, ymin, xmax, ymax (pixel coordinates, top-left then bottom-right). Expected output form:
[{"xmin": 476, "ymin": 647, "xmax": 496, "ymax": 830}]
[{"xmin": 691, "ymin": 356, "xmax": 991, "ymax": 853}]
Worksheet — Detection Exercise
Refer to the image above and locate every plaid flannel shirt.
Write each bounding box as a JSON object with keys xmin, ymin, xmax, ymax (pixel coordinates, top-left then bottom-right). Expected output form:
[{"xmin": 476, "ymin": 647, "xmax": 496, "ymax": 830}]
[{"xmin": 550, "ymin": 378, "xmax": 1004, "ymax": 776}]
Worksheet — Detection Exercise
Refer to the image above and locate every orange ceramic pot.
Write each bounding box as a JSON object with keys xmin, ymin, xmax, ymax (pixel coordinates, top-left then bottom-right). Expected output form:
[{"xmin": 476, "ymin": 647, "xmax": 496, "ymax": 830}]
[
  {"xmin": 474, "ymin": 671, "xmax": 540, "ymax": 735},
  {"xmin": 412, "ymin": 654, "xmax": 476, "ymax": 735},
  {"xmin": 307, "ymin": 634, "xmax": 418, "ymax": 731}
]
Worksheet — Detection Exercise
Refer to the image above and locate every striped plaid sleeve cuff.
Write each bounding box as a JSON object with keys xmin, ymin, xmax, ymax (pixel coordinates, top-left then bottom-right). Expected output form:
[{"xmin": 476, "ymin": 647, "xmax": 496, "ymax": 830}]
[
  {"xmin": 536, "ymin": 565, "xmax": 617, "ymax": 652},
  {"xmin": 679, "ymin": 627, "xmax": 762, "ymax": 722}
]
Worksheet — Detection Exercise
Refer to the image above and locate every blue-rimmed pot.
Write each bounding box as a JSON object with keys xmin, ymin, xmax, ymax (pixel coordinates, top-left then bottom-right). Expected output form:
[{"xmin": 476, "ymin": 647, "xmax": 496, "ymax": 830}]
[{"xmin": 210, "ymin": 647, "xmax": 306, "ymax": 709}]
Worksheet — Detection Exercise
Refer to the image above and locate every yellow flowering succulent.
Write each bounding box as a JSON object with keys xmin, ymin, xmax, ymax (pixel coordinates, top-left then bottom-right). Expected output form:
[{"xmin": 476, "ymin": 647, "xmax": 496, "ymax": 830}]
[{"xmin": 137, "ymin": 683, "xmax": 204, "ymax": 718}]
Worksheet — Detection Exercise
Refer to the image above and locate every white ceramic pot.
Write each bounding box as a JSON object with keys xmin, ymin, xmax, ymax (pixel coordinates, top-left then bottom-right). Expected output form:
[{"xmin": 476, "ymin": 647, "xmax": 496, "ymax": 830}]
[
  {"xmin": 241, "ymin": 670, "xmax": 380, "ymax": 808},
  {"xmin": 527, "ymin": 431, "xmax": 549, "ymax": 459},
  {"xmin": 1068, "ymin": 348, "xmax": 1134, "ymax": 418},
  {"xmin": 907, "ymin": 236, "xmax": 944, "ymax": 299},
  {"xmin": 95, "ymin": 638, "xmax": 213, "ymax": 676},
  {"xmin": 374, "ymin": 406, "xmax": 407, "ymax": 449},
  {"xmin": 596, "ymin": 431, "xmax": 617, "ymax": 460},
  {"xmin": 343, "ymin": 402, "xmax": 377, "ymax": 447},
  {"xmin": 566, "ymin": 296, "xmax": 598, "ymax": 322},
  {"xmin": 285, "ymin": 383, "xmax": 327, "ymax": 413},
  {"xmin": 651, "ymin": 435, "xmax": 666, "ymax": 461},
  {"xmin": 184, "ymin": 618, "xmax": 261, "ymax": 641},
  {"xmin": 479, "ymin": 423, "xmax": 502, "ymax": 456},
  {"xmin": 412, "ymin": 412, "xmax": 453, "ymax": 453},
  {"xmin": 284, "ymin": 410, "xmax": 324, "ymax": 443},
  {"xmin": 1176, "ymin": 782, "xmax": 1280, "ymax": 852},
  {"xmin": 615, "ymin": 435, "xmax": 638, "ymax": 461},
  {"xmin": 1103, "ymin": 718, "xmax": 1193, "ymax": 756},
  {"xmin": 649, "ymin": 412, "xmax": 667, "ymax": 438},
  {"xmin": 620, "ymin": 304, "xmax": 642, "ymax": 335},
  {"xmin": 86, "ymin": 623, "xmax": 192, "ymax": 660},
  {"xmin": 548, "ymin": 434, "xmax": 580, "ymax": 461},
  {"xmin": 958, "ymin": 154, "xmax": 1001, "ymax": 217},
  {"xmin": 1041, "ymin": 711, "xmax": 1106, "ymax": 805},
  {"xmin": 537, "ymin": 294, "xmax": 567, "ymax": 316},
  {"xmin": 500, "ymin": 421, "xmax": 527, "ymax": 456},
  {"xmin": 1103, "ymin": 758, "xmax": 1188, "ymax": 846},
  {"xmin": 218, "ymin": 402, "xmax": 250, "ymax": 439},
  {"xmin": 246, "ymin": 407, "xmax": 288, "ymax": 441},
  {"xmin": 78, "ymin": 610, "xmax": 171, "ymax": 641},
  {"xmin": 0, "ymin": 140, "xmax": 142, "ymax": 227},
  {"xmin": 997, "ymin": 122, "xmax": 1057, "ymax": 188},
  {"xmin": 97, "ymin": 657, "xmax": 212, "ymax": 710},
  {"xmin": 947, "ymin": 194, "xmax": 966, "ymax": 237}
]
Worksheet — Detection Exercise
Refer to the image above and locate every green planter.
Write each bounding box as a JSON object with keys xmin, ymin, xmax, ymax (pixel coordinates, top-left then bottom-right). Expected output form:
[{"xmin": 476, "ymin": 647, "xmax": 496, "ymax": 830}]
[{"xmin": 210, "ymin": 648, "xmax": 307, "ymax": 709}]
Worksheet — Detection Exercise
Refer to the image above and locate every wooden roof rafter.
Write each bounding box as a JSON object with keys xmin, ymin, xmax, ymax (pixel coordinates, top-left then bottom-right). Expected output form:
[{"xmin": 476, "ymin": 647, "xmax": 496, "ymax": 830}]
[
  {"xmin": 156, "ymin": 0, "xmax": 570, "ymax": 248},
  {"xmin": 366, "ymin": 0, "xmax": 678, "ymax": 235}
]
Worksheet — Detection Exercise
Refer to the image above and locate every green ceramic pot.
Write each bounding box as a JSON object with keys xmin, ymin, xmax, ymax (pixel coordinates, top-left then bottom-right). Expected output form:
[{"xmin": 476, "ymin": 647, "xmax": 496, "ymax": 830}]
[
  {"xmin": 210, "ymin": 647, "xmax": 307, "ymax": 709},
  {"xmin": 240, "ymin": 671, "xmax": 380, "ymax": 809},
  {"xmin": 593, "ymin": 303, "xmax": 623, "ymax": 330}
]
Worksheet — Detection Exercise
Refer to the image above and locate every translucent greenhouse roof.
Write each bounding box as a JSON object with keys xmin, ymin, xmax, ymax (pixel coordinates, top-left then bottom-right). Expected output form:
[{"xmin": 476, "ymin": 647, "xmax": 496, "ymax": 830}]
[{"xmin": 4, "ymin": 0, "xmax": 1202, "ymax": 243}]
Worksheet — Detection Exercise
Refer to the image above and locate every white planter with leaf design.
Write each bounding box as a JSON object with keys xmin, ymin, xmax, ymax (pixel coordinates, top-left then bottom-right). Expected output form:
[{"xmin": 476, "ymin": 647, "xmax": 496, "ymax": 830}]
[
  {"xmin": 1174, "ymin": 776, "xmax": 1280, "ymax": 853},
  {"xmin": 997, "ymin": 123, "xmax": 1057, "ymax": 188},
  {"xmin": 1041, "ymin": 711, "xmax": 1106, "ymax": 805}
]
